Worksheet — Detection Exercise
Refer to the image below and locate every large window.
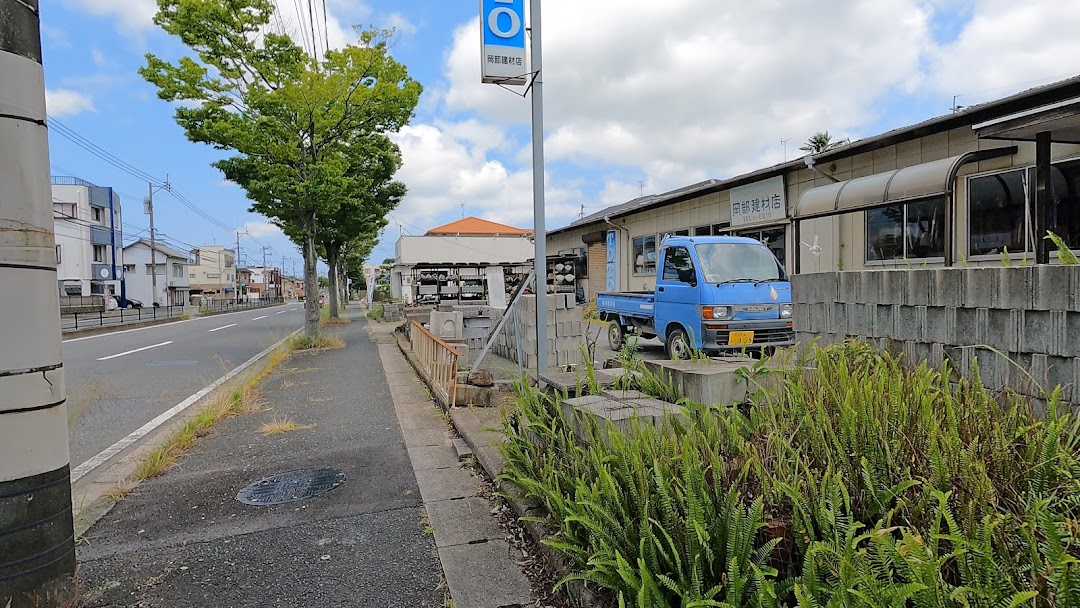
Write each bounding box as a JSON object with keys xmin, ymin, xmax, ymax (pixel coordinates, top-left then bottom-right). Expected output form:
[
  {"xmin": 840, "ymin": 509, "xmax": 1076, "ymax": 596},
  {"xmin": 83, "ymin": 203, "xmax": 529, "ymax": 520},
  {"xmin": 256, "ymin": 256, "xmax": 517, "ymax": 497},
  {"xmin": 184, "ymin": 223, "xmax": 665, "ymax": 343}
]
[
  {"xmin": 1050, "ymin": 160, "xmax": 1080, "ymax": 251},
  {"xmin": 969, "ymin": 169, "xmax": 1028, "ymax": 256},
  {"xmin": 173, "ymin": 263, "xmax": 185, "ymax": 278},
  {"xmin": 93, "ymin": 245, "xmax": 106, "ymax": 263},
  {"xmin": 866, "ymin": 197, "xmax": 946, "ymax": 261},
  {"xmin": 662, "ymin": 246, "xmax": 695, "ymax": 282},
  {"xmin": 737, "ymin": 226, "xmax": 787, "ymax": 267},
  {"xmin": 91, "ymin": 206, "xmax": 103, "ymax": 222},
  {"xmin": 53, "ymin": 203, "xmax": 76, "ymax": 219},
  {"xmin": 633, "ymin": 235, "xmax": 657, "ymax": 275}
]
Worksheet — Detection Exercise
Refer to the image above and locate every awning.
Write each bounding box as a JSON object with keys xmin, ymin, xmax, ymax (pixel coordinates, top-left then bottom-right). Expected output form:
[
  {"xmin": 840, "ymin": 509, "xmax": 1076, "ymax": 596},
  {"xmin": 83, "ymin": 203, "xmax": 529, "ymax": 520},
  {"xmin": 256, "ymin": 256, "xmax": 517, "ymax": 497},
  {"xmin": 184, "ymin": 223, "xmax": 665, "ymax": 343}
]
[
  {"xmin": 795, "ymin": 147, "xmax": 1017, "ymax": 220},
  {"xmin": 974, "ymin": 97, "xmax": 1080, "ymax": 143}
]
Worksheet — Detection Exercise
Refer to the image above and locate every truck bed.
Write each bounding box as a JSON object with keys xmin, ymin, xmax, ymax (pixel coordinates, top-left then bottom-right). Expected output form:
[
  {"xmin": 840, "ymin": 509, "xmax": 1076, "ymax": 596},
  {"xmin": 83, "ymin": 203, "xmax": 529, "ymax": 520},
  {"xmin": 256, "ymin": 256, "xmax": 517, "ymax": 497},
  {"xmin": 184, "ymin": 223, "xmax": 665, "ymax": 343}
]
[{"xmin": 597, "ymin": 291, "xmax": 656, "ymax": 319}]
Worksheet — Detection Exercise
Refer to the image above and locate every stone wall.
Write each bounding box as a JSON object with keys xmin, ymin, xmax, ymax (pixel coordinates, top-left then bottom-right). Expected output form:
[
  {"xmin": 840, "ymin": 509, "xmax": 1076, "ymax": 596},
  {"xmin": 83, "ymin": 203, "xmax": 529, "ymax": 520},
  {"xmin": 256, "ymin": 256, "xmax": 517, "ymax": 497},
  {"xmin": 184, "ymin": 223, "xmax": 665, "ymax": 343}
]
[{"xmin": 792, "ymin": 266, "xmax": 1080, "ymax": 404}]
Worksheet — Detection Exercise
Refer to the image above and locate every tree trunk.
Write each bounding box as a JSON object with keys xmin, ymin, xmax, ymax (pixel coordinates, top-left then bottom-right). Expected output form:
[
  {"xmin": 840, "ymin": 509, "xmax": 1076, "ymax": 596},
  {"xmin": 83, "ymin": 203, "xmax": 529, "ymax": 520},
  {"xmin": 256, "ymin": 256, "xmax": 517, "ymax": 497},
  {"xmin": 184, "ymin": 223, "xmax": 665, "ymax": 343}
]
[
  {"xmin": 338, "ymin": 259, "xmax": 348, "ymax": 307},
  {"xmin": 326, "ymin": 245, "xmax": 340, "ymax": 319},
  {"xmin": 303, "ymin": 227, "xmax": 320, "ymax": 338}
]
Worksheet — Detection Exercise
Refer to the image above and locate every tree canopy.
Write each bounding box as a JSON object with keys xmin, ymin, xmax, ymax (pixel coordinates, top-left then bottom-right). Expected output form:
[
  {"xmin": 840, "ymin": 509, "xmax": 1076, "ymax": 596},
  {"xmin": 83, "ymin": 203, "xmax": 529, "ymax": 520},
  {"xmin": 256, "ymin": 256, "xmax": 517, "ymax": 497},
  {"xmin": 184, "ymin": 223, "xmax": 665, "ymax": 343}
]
[
  {"xmin": 800, "ymin": 131, "xmax": 849, "ymax": 154},
  {"xmin": 140, "ymin": 0, "xmax": 420, "ymax": 336}
]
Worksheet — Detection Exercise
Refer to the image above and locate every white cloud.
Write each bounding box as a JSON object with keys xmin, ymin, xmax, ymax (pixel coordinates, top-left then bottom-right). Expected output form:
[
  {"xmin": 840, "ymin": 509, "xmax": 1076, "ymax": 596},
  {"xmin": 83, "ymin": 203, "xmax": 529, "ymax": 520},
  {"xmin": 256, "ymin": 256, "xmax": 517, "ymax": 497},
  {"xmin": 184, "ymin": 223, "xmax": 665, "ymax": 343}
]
[
  {"xmin": 65, "ymin": 0, "xmax": 158, "ymax": 30},
  {"xmin": 392, "ymin": 0, "xmax": 1080, "ymax": 236},
  {"xmin": 242, "ymin": 219, "xmax": 283, "ymax": 240},
  {"xmin": 389, "ymin": 124, "xmax": 581, "ymax": 232},
  {"xmin": 927, "ymin": 0, "xmax": 1080, "ymax": 106},
  {"xmin": 45, "ymin": 89, "xmax": 96, "ymax": 117},
  {"xmin": 91, "ymin": 48, "xmax": 108, "ymax": 68}
]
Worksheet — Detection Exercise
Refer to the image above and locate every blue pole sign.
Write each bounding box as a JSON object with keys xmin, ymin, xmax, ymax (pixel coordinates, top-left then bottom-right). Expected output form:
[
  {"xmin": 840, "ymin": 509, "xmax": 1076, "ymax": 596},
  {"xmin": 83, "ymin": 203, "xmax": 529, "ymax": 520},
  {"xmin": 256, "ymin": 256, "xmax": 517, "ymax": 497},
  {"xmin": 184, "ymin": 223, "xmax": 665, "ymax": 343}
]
[
  {"xmin": 480, "ymin": 0, "xmax": 527, "ymax": 85},
  {"xmin": 605, "ymin": 230, "xmax": 618, "ymax": 292}
]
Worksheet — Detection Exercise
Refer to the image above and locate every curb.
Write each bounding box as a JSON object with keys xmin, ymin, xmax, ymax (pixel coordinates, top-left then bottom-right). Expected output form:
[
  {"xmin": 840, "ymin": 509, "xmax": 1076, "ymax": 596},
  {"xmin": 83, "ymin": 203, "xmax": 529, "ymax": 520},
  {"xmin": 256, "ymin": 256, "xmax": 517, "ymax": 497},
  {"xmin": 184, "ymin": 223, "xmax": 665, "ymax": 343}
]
[
  {"xmin": 388, "ymin": 324, "xmax": 602, "ymax": 605},
  {"xmin": 71, "ymin": 327, "xmax": 302, "ymax": 538}
]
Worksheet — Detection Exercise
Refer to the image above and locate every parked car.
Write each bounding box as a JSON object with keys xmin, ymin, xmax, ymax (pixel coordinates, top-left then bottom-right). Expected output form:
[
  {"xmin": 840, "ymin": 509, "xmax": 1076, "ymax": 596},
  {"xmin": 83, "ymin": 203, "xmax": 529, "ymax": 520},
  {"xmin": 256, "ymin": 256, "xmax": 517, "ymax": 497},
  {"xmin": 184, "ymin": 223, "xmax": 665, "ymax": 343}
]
[
  {"xmin": 126, "ymin": 298, "xmax": 144, "ymax": 309},
  {"xmin": 597, "ymin": 235, "xmax": 794, "ymax": 358}
]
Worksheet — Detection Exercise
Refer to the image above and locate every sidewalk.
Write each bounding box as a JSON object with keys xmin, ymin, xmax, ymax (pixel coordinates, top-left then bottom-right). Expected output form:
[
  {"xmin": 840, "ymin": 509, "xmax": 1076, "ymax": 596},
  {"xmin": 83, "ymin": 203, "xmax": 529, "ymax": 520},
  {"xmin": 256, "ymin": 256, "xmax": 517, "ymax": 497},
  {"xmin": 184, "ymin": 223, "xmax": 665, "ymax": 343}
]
[{"xmin": 75, "ymin": 310, "xmax": 534, "ymax": 607}]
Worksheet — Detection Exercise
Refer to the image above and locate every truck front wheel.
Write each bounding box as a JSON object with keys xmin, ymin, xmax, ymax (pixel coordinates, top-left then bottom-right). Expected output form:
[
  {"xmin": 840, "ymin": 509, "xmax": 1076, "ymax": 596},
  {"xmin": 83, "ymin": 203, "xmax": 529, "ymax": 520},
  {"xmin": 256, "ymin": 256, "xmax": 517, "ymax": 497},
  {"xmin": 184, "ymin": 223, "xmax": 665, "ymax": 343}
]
[
  {"xmin": 665, "ymin": 327, "xmax": 691, "ymax": 360},
  {"xmin": 608, "ymin": 322, "xmax": 624, "ymax": 351}
]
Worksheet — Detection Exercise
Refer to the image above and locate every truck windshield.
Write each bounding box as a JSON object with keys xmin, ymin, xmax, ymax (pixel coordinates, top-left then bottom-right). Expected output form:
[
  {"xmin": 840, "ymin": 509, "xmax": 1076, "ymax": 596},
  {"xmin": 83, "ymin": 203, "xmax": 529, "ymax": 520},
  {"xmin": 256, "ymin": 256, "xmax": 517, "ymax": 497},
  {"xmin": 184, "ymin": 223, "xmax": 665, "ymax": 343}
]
[{"xmin": 694, "ymin": 243, "xmax": 786, "ymax": 284}]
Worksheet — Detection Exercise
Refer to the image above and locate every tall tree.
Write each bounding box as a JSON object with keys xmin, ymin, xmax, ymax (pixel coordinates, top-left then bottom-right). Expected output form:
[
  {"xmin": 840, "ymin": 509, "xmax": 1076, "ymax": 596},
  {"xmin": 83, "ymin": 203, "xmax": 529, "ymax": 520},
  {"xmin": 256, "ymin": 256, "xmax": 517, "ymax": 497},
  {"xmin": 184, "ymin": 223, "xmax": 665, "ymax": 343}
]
[
  {"xmin": 317, "ymin": 135, "xmax": 404, "ymax": 318},
  {"xmin": 140, "ymin": 0, "xmax": 421, "ymax": 338},
  {"xmin": 800, "ymin": 131, "xmax": 849, "ymax": 154}
]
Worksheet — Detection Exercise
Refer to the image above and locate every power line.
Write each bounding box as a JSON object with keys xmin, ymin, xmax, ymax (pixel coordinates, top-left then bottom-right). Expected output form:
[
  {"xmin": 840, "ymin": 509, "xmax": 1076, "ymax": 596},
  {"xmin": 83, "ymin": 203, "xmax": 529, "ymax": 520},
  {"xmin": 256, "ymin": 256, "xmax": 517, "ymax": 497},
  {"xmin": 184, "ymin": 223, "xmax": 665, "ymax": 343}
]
[{"xmin": 47, "ymin": 117, "xmax": 164, "ymax": 185}]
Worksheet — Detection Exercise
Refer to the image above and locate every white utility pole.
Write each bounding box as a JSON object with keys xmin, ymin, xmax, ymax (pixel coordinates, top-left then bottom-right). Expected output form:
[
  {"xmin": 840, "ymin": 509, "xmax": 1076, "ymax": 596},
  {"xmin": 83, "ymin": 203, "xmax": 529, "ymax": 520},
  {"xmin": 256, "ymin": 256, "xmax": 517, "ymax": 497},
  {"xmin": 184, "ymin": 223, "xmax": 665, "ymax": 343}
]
[
  {"xmin": 262, "ymin": 246, "xmax": 271, "ymax": 299},
  {"xmin": 0, "ymin": 2, "xmax": 76, "ymax": 604},
  {"xmin": 529, "ymin": 0, "xmax": 549, "ymax": 379}
]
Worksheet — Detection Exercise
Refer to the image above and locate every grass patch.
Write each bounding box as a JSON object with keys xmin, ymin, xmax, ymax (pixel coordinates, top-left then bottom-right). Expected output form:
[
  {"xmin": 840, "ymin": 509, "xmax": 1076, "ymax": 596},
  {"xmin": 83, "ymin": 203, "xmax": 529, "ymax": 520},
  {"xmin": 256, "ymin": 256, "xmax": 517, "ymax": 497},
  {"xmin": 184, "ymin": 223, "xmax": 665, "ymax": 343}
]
[
  {"xmin": 127, "ymin": 338, "xmax": 292, "ymax": 482},
  {"xmin": 500, "ymin": 341, "xmax": 1080, "ymax": 606},
  {"xmin": 321, "ymin": 316, "xmax": 351, "ymax": 325},
  {"xmin": 103, "ymin": 479, "xmax": 139, "ymax": 503},
  {"xmin": 197, "ymin": 306, "xmax": 213, "ymax": 316},
  {"xmin": 259, "ymin": 416, "xmax": 311, "ymax": 435},
  {"xmin": 288, "ymin": 334, "xmax": 345, "ymax": 350},
  {"xmin": 366, "ymin": 303, "xmax": 384, "ymax": 321},
  {"xmin": 178, "ymin": 313, "xmax": 191, "ymax": 321}
]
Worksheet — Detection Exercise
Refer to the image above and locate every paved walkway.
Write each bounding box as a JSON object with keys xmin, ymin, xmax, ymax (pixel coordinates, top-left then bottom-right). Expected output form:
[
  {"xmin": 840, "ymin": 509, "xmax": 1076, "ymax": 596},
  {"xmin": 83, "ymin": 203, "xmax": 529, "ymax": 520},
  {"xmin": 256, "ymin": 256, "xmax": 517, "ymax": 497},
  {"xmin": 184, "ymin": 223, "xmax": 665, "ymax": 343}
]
[{"xmin": 76, "ymin": 310, "xmax": 534, "ymax": 607}]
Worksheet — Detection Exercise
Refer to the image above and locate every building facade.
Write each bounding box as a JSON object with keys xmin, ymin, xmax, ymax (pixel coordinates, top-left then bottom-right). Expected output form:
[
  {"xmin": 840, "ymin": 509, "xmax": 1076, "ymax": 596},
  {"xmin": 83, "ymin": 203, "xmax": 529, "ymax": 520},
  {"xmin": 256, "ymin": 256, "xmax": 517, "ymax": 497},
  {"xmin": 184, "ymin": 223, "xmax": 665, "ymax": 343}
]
[
  {"xmin": 392, "ymin": 217, "xmax": 534, "ymax": 304},
  {"xmin": 52, "ymin": 177, "xmax": 125, "ymax": 298},
  {"xmin": 246, "ymin": 267, "xmax": 282, "ymax": 299},
  {"xmin": 188, "ymin": 246, "xmax": 236, "ymax": 300},
  {"xmin": 548, "ymin": 75, "xmax": 1080, "ymax": 300},
  {"xmin": 122, "ymin": 239, "xmax": 190, "ymax": 306}
]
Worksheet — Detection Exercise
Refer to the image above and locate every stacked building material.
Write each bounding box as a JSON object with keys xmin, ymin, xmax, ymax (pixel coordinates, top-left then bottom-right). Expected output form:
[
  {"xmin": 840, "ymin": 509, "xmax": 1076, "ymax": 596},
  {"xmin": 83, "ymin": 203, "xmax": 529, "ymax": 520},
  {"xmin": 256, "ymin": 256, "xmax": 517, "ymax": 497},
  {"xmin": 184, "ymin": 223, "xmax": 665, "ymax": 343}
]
[{"xmin": 489, "ymin": 294, "xmax": 585, "ymax": 371}]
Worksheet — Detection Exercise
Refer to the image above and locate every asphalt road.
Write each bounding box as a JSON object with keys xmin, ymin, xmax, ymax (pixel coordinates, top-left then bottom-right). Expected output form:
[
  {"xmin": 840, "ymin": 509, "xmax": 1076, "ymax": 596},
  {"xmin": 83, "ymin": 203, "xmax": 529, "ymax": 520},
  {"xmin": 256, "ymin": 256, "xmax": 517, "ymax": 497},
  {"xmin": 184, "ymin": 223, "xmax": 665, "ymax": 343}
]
[{"xmin": 62, "ymin": 304, "xmax": 305, "ymax": 471}]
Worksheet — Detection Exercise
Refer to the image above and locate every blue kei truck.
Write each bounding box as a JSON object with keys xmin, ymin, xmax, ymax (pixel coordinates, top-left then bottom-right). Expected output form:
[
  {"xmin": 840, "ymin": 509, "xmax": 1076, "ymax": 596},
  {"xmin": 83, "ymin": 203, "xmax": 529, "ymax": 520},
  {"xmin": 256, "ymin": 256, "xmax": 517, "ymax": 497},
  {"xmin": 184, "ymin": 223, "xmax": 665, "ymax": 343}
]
[{"xmin": 597, "ymin": 235, "xmax": 795, "ymax": 359}]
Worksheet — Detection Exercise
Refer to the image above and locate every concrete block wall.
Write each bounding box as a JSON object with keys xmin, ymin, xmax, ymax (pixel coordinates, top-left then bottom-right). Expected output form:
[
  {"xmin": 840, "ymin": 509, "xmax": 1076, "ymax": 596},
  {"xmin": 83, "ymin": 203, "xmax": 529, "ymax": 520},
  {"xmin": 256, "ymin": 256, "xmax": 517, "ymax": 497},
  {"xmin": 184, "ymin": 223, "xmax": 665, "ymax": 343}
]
[
  {"xmin": 490, "ymin": 294, "xmax": 586, "ymax": 370},
  {"xmin": 792, "ymin": 266, "xmax": 1080, "ymax": 403}
]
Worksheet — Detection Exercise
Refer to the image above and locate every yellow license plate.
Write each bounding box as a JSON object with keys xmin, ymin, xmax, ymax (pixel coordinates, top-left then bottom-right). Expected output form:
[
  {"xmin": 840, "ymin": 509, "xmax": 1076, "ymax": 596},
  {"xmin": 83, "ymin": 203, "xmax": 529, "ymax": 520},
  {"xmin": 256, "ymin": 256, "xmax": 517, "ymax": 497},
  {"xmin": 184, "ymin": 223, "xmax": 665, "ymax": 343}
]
[{"xmin": 728, "ymin": 331, "xmax": 754, "ymax": 346}]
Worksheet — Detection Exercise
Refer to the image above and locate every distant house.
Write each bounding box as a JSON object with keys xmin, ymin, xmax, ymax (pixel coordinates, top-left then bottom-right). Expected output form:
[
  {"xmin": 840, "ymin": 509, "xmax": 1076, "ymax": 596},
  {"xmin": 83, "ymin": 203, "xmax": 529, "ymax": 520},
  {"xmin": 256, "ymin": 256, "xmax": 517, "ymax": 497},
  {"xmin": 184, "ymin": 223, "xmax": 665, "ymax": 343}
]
[
  {"xmin": 122, "ymin": 239, "xmax": 191, "ymax": 306},
  {"xmin": 52, "ymin": 177, "xmax": 125, "ymax": 298},
  {"xmin": 189, "ymin": 246, "xmax": 236, "ymax": 300}
]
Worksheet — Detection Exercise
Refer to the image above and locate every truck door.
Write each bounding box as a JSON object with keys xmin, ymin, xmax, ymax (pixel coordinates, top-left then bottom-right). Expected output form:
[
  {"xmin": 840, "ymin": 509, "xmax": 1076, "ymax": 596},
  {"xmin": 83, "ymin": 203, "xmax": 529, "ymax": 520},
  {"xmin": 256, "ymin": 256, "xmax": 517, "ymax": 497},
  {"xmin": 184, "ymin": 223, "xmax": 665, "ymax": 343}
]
[{"xmin": 654, "ymin": 245, "xmax": 701, "ymax": 345}]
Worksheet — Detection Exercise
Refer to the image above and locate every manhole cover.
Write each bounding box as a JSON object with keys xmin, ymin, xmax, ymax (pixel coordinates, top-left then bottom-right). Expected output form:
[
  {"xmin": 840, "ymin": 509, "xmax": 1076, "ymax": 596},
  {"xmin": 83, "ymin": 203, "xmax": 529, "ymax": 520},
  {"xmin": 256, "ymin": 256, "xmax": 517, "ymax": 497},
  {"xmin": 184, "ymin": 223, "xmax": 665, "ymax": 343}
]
[
  {"xmin": 145, "ymin": 360, "xmax": 198, "ymax": 367},
  {"xmin": 236, "ymin": 468, "xmax": 345, "ymax": 506}
]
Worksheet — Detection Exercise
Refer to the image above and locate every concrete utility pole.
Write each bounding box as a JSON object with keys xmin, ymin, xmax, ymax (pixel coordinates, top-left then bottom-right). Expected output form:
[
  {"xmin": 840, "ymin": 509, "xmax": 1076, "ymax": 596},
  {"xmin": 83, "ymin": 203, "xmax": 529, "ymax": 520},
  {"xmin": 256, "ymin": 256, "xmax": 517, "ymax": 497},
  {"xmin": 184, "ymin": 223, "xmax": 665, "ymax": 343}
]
[
  {"xmin": 262, "ymin": 246, "xmax": 271, "ymax": 299},
  {"xmin": 145, "ymin": 175, "xmax": 170, "ymax": 306},
  {"xmin": 530, "ymin": 0, "xmax": 549, "ymax": 379},
  {"xmin": 0, "ymin": 2, "xmax": 77, "ymax": 605}
]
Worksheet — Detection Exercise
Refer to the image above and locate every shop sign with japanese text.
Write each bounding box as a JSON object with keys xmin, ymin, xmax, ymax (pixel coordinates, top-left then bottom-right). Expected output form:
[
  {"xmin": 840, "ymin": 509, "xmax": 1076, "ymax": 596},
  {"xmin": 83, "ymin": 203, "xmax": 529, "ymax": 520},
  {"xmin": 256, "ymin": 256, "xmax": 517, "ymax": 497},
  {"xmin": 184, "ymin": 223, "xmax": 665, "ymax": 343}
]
[
  {"xmin": 729, "ymin": 176, "xmax": 787, "ymax": 227},
  {"xmin": 480, "ymin": 0, "xmax": 527, "ymax": 85}
]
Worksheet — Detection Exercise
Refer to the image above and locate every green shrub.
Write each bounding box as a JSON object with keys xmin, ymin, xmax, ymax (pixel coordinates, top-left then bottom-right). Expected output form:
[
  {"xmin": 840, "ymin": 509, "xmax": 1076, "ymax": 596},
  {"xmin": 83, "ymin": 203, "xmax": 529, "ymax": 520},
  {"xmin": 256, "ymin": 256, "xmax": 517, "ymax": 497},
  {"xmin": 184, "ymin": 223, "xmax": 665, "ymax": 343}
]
[
  {"xmin": 582, "ymin": 298, "xmax": 599, "ymax": 321},
  {"xmin": 366, "ymin": 303, "xmax": 384, "ymax": 321},
  {"xmin": 499, "ymin": 341, "xmax": 1080, "ymax": 607}
]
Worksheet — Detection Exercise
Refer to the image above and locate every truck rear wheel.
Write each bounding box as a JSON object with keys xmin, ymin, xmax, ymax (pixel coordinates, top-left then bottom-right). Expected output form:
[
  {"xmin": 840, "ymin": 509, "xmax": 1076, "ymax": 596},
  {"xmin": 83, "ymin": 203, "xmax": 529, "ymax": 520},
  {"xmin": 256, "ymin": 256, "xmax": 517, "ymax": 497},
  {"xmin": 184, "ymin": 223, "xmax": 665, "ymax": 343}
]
[
  {"xmin": 608, "ymin": 322, "xmax": 624, "ymax": 351},
  {"xmin": 665, "ymin": 327, "xmax": 691, "ymax": 360}
]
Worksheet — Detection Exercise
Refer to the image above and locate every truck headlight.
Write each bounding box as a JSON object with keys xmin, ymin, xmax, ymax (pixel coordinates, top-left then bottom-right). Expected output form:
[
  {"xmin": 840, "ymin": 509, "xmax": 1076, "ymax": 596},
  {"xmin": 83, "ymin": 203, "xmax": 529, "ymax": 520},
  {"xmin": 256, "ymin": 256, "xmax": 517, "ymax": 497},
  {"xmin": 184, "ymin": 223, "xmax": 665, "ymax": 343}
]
[
  {"xmin": 780, "ymin": 303, "xmax": 793, "ymax": 318},
  {"xmin": 702, "ymin": 306, "xmax": 731, "ymax": 320}
]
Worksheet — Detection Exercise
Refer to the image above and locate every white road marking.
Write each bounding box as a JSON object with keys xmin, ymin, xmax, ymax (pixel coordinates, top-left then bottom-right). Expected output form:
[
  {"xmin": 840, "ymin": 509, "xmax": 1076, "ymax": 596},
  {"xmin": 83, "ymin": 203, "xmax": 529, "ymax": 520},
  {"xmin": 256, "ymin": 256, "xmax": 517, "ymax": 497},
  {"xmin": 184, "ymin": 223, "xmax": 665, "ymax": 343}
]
[
  {"xmin": 72, "ymin": 329, "xmax": 303, "ymax": 485},
  {"xmin": 96, "ymin": 341, "xmax": 173, "ymax": 361},
  {"xmin": 208, "ymin": 323, "xmax": 237, "ymax": 332},
  {"xmin": 252, "ymin": 316, "xmax": 268, "ymax": 320},
  {"xmin": 276, "ymin": 310, "xmax": 288, "ymax": 314}
]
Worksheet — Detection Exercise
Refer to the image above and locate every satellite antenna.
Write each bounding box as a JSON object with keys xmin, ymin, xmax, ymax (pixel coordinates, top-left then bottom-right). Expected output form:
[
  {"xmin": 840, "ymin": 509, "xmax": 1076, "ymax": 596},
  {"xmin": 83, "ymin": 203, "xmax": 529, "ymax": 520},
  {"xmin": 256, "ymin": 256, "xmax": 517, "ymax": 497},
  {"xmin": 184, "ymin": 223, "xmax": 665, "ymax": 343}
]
[{"xmin": 801, "ymin": 234, "xmax": 822, "ymax": 256}]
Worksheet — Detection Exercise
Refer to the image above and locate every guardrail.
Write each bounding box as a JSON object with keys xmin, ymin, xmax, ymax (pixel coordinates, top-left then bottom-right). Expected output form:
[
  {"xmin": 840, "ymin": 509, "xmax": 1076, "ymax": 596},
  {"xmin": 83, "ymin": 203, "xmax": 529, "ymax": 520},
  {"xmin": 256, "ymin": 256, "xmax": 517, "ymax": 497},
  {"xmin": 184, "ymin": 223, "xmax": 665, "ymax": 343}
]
[
  {"xmin": 409, "ymin": 320, "xmax": 460, "ymax": 407},
  {"xmin": 60, "ymin": 298, "xmax": 286, "ymax": 331}
]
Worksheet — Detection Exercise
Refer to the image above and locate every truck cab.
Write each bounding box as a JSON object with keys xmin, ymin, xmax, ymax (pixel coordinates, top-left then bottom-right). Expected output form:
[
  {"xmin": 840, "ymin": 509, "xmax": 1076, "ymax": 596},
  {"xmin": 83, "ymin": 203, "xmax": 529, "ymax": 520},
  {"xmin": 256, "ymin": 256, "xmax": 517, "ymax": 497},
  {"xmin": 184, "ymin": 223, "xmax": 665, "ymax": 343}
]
[{"xmin": 598, "ymin": 235, "xmax": 794, "ymax": 358}]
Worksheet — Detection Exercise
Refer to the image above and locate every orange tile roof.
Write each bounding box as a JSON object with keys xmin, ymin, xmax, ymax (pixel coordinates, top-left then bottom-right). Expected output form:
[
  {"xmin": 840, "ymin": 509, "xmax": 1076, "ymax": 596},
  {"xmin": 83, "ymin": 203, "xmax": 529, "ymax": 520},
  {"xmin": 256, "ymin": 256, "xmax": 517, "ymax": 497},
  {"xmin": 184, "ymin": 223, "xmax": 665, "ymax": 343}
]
[{"xmin": 425, "ymin": 216, "xmax": 532, "ymax": 236}]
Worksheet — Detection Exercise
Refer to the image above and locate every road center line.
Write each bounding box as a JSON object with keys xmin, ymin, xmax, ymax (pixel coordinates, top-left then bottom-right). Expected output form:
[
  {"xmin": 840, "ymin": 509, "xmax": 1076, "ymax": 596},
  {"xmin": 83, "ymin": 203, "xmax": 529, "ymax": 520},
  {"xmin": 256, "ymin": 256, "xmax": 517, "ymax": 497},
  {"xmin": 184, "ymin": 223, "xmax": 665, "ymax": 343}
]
[
  {"xmin": 276, "ymin": 310, "xmax": 288, "ymax": 314},
  {"xmin": 252, "ymin": 316, "xmax": 268, "ymax": 321},
  {"xmin": 208, "ymin": 323, "xmax": 237, "ymax": 332},
  {"xmin": 97, "ymin": 341, "xmax": 173, "ymax": 361}
]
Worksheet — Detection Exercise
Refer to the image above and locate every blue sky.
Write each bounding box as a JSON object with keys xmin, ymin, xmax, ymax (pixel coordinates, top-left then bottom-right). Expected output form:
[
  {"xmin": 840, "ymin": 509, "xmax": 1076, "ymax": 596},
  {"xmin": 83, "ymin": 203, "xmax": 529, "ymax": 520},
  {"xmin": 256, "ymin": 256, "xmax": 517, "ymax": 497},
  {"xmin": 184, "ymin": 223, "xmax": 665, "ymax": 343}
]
[{"xmin": 39, "ymin": 0, "xmax": 1080, "ymax": 270}]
